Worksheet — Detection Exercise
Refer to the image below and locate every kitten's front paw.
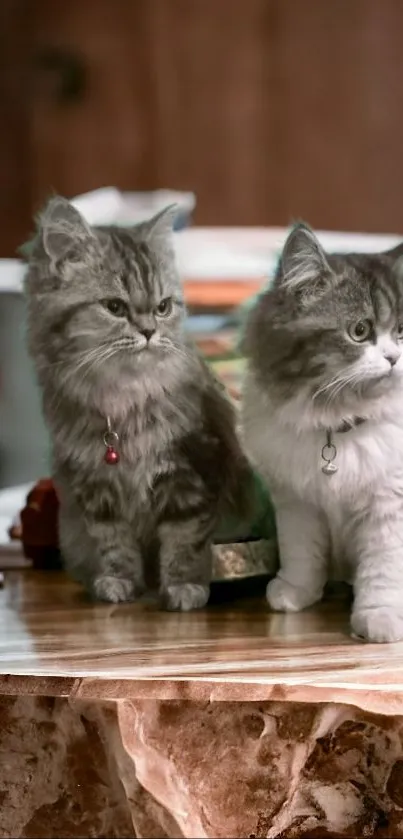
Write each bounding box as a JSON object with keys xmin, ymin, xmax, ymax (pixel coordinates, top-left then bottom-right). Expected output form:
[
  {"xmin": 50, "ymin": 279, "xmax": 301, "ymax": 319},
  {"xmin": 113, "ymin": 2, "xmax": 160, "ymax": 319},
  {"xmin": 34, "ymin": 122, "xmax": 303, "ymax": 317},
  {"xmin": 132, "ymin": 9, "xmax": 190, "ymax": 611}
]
[
  {"xmin": 93, "ymin": 575, "xmax": 137, "ymax": 603},
  {"xmin": 161, "ymin": 583, "xmax": 210, "ymax": 612},
  {"xmin": 351, "ymin": 608, "xmax": 403, "ymax": 643},
  {"xmin": 267, "ymin": 576, "xmax": 322, "ymax": 612}
]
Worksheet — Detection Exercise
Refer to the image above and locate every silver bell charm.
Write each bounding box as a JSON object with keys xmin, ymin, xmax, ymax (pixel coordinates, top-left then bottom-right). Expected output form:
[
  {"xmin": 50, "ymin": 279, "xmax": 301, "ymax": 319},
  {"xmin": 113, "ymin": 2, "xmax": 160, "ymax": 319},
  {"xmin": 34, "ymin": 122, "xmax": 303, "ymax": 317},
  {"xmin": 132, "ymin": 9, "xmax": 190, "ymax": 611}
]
[{"xmin": 321, "ymin": 430, "xmax": 338, "ymax": 476}]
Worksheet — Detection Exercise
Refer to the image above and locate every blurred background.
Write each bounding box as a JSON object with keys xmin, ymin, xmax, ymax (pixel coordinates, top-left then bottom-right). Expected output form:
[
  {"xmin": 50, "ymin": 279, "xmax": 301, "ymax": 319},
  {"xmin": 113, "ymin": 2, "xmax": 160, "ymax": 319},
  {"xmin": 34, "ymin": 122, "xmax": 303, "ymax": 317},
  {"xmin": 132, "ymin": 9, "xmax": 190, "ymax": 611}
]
[
  {"xmin": 2, "ymin": 0, "xmax": 403, "ymax": 500},
  {"xmin": 3, "ymin": 0, "xmax": 403, "ymax": 257}
]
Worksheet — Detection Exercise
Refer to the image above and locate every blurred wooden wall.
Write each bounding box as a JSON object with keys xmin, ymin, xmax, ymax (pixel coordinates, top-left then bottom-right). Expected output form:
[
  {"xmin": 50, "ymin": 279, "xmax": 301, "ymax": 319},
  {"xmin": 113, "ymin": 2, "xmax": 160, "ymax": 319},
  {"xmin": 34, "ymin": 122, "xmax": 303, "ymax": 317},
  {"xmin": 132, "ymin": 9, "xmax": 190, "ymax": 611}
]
[{"xmin": 2, "ymin": 0, "xmax": 403, "ymax": 255}]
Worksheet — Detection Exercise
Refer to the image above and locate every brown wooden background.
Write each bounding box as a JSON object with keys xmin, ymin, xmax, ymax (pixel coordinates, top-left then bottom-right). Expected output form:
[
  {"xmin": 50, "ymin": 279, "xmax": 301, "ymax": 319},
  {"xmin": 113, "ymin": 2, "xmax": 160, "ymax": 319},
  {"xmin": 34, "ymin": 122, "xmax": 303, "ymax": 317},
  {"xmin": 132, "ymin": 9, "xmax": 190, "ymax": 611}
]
[{"xmin": 2, "ymin": 0, "xmax": 403, "ymax": 256}]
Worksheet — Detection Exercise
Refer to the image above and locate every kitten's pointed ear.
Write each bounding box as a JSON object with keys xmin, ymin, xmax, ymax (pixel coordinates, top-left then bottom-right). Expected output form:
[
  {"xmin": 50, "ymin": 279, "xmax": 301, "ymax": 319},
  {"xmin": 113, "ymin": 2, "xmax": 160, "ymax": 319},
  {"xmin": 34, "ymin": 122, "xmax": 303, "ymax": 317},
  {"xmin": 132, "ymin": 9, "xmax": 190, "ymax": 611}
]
[
  {"xmin": 386, "ymin": 241, "xmax": 403, "ymax": 261},
  {"xmin": 388, "ymin": 243, "xmax": 403, "ymax": 284},
  {"xmin": 278, "ymin": 222, "xmax": 330, "ymax": 290},
  {"xmin": 39, "ymin": 196, "xmax": 95, "ymax": 263},
  {"xmin": 139, "ymin": 204, "xmax": 178, "ymax": 242}
]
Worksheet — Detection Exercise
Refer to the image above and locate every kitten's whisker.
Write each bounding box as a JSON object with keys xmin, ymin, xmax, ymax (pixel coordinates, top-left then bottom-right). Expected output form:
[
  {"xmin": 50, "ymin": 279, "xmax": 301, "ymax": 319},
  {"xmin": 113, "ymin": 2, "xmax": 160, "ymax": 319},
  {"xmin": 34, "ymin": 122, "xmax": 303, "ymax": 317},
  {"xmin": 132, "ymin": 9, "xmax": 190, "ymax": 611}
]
[
  {"xmin": 54, "ymin": 340, "xmax": 136, "ymax": 396},
  {"xmin": 163, "ymin": 340, "xmax": 189, "ymax": 361},
  {"xmin": 57, "ymin": 344, "xmax": 115, "ymax": 388},
  {"xmin": 314, "ymin": 373, "xmax": 349, "ymax": 398},
  {"xmin": 66, "ymin": 348, "xmax": 117, "ymax": 391},
  {"xmin": 325, "ymin": 380, "xmax": 354, "ymax": 405},
  {"xmin": 81, "ymin": 345, "xmax": 118, "ymax": 374},
  {"xmin": 313, "ymin": 369, "xmax": 359, "ymax": 402},
  {"xmin": 40, "ymin": 341, "xmax": 115, "ymax": 371},
  {"xmin": 323, "ymin": 371, "xmax": 362, "ymax": 405}
]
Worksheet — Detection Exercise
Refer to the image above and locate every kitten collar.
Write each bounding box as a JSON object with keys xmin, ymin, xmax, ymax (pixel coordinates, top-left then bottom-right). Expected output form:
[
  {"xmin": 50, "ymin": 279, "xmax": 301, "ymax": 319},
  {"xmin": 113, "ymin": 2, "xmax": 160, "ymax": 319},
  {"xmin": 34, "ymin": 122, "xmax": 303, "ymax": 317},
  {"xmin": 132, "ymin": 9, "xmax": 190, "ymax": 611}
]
[
  {"xmin": 334, "ymin": 416, "xmax": 366, "ymax": 434},
  {"xmin": 321, "ymin": 417, "xmax": 366, "ymax": 476}
]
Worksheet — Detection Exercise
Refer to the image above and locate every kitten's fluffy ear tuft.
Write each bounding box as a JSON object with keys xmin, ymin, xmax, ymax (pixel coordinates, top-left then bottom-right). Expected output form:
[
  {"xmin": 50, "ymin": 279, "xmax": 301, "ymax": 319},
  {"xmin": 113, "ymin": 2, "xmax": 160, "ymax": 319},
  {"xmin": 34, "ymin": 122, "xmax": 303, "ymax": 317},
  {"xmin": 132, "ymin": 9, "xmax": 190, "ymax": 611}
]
[
  {"xmin": 279, "ymin": 222, "xmax": 330, "ymax": 291},
  {"xmin": 39, "ymin": 196, "xmax": 95, "ymax": 263}
]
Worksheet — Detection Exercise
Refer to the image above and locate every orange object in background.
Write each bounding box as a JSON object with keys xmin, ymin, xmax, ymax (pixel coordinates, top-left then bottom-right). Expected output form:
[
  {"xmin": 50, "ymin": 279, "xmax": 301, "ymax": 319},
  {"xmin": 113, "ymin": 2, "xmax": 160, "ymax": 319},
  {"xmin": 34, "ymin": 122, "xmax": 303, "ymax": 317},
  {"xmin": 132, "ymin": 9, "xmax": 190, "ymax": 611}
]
[{"xmin": 183, "ymin": 279, "xmax": 262, "ymax": 308}]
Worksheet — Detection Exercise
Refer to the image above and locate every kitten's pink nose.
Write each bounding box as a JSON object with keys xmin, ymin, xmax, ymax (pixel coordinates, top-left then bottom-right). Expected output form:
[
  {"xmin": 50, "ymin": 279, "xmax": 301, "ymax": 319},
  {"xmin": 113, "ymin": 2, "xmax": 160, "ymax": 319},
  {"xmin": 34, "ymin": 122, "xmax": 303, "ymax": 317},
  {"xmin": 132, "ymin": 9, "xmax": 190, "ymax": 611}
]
[
  {"xmin": 385, "ymin": 350, "xmax": 400, "ymax": 367},
  {"xmin": 140, "ymin": 328, "xmax": 156, "ymax": 342}
]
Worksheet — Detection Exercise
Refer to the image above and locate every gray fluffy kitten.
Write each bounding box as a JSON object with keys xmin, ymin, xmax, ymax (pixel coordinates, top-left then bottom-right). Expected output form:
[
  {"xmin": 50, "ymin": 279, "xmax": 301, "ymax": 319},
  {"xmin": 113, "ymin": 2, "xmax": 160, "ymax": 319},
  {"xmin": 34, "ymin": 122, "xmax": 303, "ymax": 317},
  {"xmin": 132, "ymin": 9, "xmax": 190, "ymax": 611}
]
[
  {"xmin": 242, "ymin": 223, "xmax": 403, "ymax": 643},
  {"xmin": 24, "ymin": 197, "xmax": 249, "ymax": 610}
]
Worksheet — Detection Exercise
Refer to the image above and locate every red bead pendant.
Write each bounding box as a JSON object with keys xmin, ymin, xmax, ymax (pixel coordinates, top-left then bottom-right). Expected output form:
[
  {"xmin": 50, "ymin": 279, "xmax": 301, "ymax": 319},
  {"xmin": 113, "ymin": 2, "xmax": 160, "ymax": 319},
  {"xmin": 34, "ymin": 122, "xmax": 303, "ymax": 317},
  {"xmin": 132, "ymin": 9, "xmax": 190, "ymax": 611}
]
[{"xmin": 104, "ymin": 446, "xmax": 120, "ymax": 465}]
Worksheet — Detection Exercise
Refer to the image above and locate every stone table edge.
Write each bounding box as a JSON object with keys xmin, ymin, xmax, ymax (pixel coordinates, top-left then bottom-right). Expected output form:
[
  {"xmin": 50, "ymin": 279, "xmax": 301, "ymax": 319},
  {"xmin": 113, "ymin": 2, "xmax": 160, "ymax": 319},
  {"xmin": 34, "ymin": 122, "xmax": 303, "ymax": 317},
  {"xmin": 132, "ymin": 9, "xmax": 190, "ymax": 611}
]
[{"xmin": 0, "ymin": 673, "xmax": 402, "ymax": 716}]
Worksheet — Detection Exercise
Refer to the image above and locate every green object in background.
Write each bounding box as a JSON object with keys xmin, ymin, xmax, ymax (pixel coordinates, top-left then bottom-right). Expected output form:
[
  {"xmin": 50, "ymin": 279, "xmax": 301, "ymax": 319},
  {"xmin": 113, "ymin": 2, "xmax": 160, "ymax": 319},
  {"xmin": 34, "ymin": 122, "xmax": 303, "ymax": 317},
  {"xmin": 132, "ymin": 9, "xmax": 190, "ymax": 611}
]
[
  {"xmin": 208, "ymin": 285, "xmax": 278, "ymax": 547},
  {"xmin": 209, "ymin": 320, "xmax": 276, "ymax": 547},
  {"xmin": 214, "ymin": 469, "xmax": 276, "ymax": 545},
  {"xmin": 248, "ymin": 472, "xmax": 277, "ymax": 540}
]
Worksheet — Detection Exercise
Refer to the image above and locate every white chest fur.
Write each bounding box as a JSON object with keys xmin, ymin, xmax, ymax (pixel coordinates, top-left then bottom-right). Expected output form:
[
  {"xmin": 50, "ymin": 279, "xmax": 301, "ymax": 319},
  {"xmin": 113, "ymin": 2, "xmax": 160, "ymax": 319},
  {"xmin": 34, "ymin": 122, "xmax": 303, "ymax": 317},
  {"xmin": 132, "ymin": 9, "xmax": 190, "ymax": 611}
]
[
  {"xmin": 242, "ymin": 373, "xmax": 403, "ymax": 505},
  {"xmin": 242, "ymin": 372, "xmax": 403, "ymax": 582}
]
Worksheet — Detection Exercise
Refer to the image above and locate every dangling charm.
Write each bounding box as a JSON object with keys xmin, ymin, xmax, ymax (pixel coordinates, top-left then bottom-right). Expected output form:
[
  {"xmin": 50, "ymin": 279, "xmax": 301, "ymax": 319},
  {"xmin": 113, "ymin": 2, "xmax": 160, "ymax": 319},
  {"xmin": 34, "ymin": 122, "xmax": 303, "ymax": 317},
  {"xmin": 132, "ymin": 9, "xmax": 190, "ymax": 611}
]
[
  {"xmin": 103, "ymin": 416, "xmax": 120, "ymax": 465},
  {"xmin": 321, "ymin": 429, "xmax": 338, "ymax": 475}
]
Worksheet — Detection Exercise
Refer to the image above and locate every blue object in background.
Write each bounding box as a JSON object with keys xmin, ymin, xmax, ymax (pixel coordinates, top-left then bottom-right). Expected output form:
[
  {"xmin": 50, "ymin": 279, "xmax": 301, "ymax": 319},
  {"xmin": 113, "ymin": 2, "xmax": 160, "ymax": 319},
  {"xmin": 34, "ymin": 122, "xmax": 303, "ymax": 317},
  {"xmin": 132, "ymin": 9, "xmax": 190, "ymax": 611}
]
[
  {"xmin": 173, "ymin": 209, "xmax": 192, "ymax": 231},
  {"xmin": 0, "ymin": 291, "xmax": 50, "ymax": 488}
]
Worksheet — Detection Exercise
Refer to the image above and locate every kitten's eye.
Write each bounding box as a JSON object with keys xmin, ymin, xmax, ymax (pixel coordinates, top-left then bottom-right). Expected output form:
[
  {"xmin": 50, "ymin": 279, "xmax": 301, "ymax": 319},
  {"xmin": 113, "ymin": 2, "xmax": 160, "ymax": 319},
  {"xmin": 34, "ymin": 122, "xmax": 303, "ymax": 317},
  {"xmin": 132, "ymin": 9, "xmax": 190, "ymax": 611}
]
[
  {"xmin": 104, "ymin": 299, "xmax": 128, "ymax": 318},
  {"xmin": 398, "ymin": 323, "xmax": 403, "ymax": 339},
  {"xmin": 348, "ymin": 319, "xmax": 372, "ymax": 343},
  {"xmin": 155, "ymin": 297, "xmax": 172, "ymax": 317}
]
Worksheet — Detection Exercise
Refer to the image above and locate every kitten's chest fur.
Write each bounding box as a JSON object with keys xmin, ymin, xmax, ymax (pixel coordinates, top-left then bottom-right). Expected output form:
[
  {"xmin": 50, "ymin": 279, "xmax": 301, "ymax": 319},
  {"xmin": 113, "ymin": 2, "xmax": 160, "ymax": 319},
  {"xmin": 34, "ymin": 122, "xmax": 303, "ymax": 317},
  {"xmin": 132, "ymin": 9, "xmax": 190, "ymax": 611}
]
[
  {"xmin": 51, "ymin": 391, "xmax": 197, "ymax": 527},
  {"xmin": 115, "ymin": 401, "xmax": 187, "ymax": 501}
]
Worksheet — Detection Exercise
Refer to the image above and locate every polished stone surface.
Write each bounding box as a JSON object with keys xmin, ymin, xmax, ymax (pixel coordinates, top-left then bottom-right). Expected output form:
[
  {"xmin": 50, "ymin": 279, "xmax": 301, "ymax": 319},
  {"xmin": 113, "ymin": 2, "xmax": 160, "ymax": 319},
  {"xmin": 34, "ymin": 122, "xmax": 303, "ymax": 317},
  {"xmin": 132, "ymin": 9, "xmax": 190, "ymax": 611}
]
[
  {"xmin": 2, "ymin": 572, "xmax": 403, "ymax": 837},
  {"xmin": 1, "ymin": 572, "xmax": 403, "ymax": 708}
]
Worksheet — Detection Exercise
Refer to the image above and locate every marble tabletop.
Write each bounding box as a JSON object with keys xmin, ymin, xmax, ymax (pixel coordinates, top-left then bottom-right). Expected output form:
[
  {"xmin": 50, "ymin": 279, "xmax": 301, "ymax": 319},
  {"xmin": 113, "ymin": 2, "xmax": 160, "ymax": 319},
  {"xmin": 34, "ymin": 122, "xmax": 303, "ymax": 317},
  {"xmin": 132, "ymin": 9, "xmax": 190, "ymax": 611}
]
[{"xmin": 1, "ymin": 570, "xmax": 403, "ymax": 715}]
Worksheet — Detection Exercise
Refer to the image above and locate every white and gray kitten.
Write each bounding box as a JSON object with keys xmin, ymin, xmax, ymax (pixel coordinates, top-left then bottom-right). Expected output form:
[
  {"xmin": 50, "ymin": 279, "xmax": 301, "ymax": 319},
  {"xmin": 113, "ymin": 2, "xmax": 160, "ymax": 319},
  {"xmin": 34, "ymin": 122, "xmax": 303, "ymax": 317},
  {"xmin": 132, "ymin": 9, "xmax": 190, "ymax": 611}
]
[
  {"xmin": 24, "ymin": 197, "xmax": 250, "ymax": 610},
  {"xmin": 242, "ymin": 222, "xmax": 403, "ymax": 642}
]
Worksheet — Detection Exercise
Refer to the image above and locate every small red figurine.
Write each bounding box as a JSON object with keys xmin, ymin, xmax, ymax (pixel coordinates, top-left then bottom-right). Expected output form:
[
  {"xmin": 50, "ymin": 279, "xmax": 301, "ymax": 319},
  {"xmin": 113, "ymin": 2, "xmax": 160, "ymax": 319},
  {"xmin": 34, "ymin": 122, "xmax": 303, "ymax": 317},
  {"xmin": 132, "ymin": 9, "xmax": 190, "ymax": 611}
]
[{"xmin": 20, "ymin": 479, "xmax": 62, "ymax": 569}]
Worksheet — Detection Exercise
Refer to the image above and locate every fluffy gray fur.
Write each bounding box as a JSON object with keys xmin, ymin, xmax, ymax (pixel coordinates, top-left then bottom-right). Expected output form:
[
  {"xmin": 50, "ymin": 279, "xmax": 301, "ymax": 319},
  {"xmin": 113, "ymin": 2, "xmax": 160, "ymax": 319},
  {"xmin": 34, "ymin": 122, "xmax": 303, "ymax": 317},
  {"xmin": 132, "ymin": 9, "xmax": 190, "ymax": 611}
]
[{"xmin": 24, "ymin": 197, "xmax": 249, "ymax": 610}]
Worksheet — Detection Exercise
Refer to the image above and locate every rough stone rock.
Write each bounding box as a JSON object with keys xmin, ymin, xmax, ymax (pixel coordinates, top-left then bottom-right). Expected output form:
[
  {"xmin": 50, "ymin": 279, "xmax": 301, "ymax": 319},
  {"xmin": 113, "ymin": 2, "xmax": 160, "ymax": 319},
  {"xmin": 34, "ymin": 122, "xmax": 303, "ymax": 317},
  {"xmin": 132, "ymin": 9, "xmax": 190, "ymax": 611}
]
[{"xmin": 1, "ymin": 695, "xmax": 403, "ymax": 837}]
